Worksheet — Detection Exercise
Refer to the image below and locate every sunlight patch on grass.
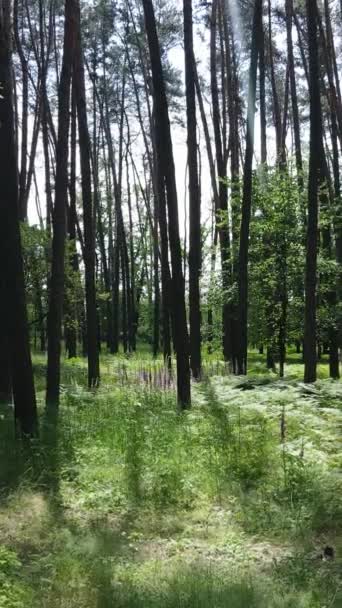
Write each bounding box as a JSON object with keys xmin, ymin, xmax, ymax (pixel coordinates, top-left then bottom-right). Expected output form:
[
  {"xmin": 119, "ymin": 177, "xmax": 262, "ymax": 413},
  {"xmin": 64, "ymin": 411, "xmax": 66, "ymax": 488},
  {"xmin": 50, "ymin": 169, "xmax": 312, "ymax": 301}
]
[{"xmin": 0, "ymin": 354, "xmax": 341, "ymax": 607}]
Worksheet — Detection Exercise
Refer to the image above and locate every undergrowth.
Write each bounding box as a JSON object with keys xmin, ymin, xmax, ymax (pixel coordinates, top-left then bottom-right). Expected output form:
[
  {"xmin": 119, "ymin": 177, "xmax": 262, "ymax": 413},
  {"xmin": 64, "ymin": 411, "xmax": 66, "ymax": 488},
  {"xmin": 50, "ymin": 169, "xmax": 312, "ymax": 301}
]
[{"xmin": 0, "ymin": 351, "xmax": 341, "ymax": 607}]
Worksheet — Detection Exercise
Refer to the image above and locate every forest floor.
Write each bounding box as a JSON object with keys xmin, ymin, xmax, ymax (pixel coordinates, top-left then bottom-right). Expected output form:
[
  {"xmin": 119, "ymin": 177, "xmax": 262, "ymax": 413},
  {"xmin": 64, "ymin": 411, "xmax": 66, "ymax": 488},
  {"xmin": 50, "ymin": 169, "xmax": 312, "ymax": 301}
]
[{"xmin": 0, "ymin": 350, "xmax": 341, "ymax": 607}]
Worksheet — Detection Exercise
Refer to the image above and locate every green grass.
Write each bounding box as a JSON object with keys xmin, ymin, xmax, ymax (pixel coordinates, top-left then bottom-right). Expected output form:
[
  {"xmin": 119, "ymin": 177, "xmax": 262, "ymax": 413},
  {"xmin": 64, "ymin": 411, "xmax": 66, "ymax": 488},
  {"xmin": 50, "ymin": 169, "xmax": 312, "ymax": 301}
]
[{"xmin": 0, "ymin": 350, "xmax": 341, "ymax": 607}]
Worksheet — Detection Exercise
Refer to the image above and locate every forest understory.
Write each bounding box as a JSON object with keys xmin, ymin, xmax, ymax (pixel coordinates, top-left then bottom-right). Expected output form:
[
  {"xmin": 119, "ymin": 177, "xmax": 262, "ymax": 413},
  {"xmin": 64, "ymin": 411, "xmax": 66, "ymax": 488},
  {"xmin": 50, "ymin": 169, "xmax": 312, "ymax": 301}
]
[
  {"xmin": 1, "ymin": 0, "xmax": 342, "ymax": 605},
  {"xmin": 0, "ymin": 350, "xmax": 341, "ymax": 608}
]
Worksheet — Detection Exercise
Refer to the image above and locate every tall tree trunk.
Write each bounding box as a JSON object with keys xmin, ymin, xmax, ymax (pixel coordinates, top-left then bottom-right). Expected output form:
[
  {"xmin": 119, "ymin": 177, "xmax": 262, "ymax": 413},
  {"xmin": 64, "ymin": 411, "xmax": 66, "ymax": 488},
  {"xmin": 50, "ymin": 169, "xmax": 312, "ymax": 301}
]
[
  {"xmin": 46, "ymin": 0, "xmax": 76, "ymax": 407},
  {"xmin": 236, "ymin": 0, "xmax": 262, "ymax": 375},
  {"xmin": 73, "ymin": 0, "xmax": 100, "ymax": 387},
  {"xmin": 143, "ymin": 0, "xmax": 191, "ymax": 408},
  {"xmin": 259, "ymin": 14, "xmax": 267, "ymax": 166},
  {"xmin": 112, "ymin": 242, "xmax": 120, "ymax": 353},
  {"xmin": 320, "ymin": 181, "xmax": 340, "ymax": 379},
  {"xmin": 39, "ymin": 0, "xmax": 54, "ymax": 234},
  {"xmin": 193, "ymin": 57, "xmax": 219, "ymax": 214},
  {"xmin": 286, "ymin": 0, "xmax": 303, "ymax": 191},
  {"xmin": 304, "ymin": 0, "xmax": 322, "ymax": 383},
  {"xmin": 153, "ymin": 121, "xmax": 172, "ymax": 364},
  {"xmin": 13, "ymin": 0, "xmax": 28, "ymax": 221},
  {"xmin": 23, "ymin": 100, "xmax": 41, "ymax": 221},
  {"xmin": 184, "ymin": 0, "xmax": 201, "ymax": 379},
  {"xmin": 222, "ymin": 1, "xmax": 239, "ymax": 366},
  {"xmin": 268, "ymin": 0, "xmax": 282, "ymax": 159},
  {"xmin": 152, "ymin": 179, "xmax": 160, "ymax": 358},
  {"xmin": 65, "ymin": 88, "xmax": 78, "ymax": 359},
  {"xmin": 331, "ymin": 109, "xmax": 342, "ymax": 362},
  {"xmin": 125, "ymin": 151, "xmax": 137, "ymax": 351},
  {"xmin": 210, "ymin": 0, "xmax": 232, "ymax": 364},
  {"xmin": 0, "ymin": 0, "xmax": 38, "ymax": 435},
  {"xmin": 93, "ymin": 122, "xmax": 113, "ymax": 354},
  {"xmin": 103, "ymin": 133, "xmax": 117, "ymax": 354}
]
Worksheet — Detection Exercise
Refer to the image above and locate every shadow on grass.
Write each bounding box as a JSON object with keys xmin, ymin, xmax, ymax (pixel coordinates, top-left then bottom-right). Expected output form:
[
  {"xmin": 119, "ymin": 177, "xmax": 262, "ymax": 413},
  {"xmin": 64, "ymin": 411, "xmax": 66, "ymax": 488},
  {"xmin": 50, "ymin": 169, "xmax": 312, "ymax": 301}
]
[{"xmin": 0, "ymin": 401, "xmax": 75, "ymax": 513}]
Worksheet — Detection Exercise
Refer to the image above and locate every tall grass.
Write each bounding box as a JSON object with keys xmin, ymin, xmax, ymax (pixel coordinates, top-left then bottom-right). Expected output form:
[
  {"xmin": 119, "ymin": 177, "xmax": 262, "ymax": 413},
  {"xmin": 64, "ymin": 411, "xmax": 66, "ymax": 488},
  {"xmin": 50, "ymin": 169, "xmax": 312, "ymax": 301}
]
[{"xmin": 0, "ymin": 352, "xmax": 341, "ymax": 607}]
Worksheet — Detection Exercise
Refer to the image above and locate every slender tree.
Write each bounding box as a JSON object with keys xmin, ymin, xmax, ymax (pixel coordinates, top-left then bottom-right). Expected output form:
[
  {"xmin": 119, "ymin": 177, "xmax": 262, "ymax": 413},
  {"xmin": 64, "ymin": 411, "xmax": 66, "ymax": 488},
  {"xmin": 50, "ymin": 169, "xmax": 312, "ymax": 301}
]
[
  {"xmin": 286, "ymin": 0, "xmax": 303, "ymax": 191},
  {"xmin": 73, "ymin": 0, "xmax": 100, "ymax": 387},
  {"xmin": 259, "ymin": 12, "xmax": 267, "ymax": 166},
  {"xmin": 303, "ymin": 0, "xmax": 322, "ymax": 383},
  {"xmin": 184, "ymin": 0, "xmax": 201, "ymax": 380},
  {"xmin": 210, "ymin": 0, "xmax": 232, "ymax": 364},
  {"xmin": 65, "ymin": 87, "xmax": 78, "ymax": 359},
  {"xmin": 142, "ymin": 0, "xmax": 191, "ymax": 407},
  {"xmin": 0, "ymin": 0, "xmax": 38, "ymax": 435},
  {"xmin": 46, "ymin": 0, "xmax": 76, "ymax": 407},
  {"xmin": 13, "ymin": 0, "xmax": 29, "ymax": 221},
  {"xmin": 236, "ymin": 0, "xmax": 262, "ymax": 375}
]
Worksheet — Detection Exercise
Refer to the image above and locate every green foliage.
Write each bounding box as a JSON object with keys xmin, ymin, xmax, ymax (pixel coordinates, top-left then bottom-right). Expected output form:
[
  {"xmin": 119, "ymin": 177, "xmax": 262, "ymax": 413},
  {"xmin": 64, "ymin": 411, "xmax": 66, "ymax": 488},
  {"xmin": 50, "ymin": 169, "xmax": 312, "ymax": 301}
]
[
  {"xmin": 64, "ymin": 238, "xmax": 84, "ymax": 338},
  {"xmin": 0, "ymin": 546, "xmax": 31, "ymax": 607},
  {"xmin": 249, "ymin": 168, "xmax": 305, "ymax": 355},
  {"xmin": 21, "ymin": 223, "xmax": 49, "ymax": 327},
  {"xmin": 110, "ymin": 566, "xmax": 262, "ymax": 607},
  {"xmin": 0, "ymin": 354, "xmax": 341, "ymax": 607}
]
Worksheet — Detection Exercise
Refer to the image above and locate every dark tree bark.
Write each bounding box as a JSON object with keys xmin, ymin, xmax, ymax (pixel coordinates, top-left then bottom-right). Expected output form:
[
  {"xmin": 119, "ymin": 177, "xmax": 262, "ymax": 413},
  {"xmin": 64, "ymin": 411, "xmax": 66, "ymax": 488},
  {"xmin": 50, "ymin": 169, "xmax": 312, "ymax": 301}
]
[
  {"xmin": 73, "ymin": 0, "xmax": 100, "ymax": 387},
  {"xmin": 331, "ymin": 110, "xmax": 342, "ymax": 321},
  {"xmin": 33, "ymin": 275, "xmax": 46, "ymax": 353},
  {"xmin": 39, "ymin": 0, "xmax": 54, "ymax": 234},
  {"xmin": 46, "ymin": 0, "xmax": 76, "ymax": 407},
  {"xmin": 293, "ymin": 12, "xmax": 309, "ymax": 87},
  {"xmin": 125, "ymin": 40, "xmax": 159, "ymax": 354},
  {"xmin": 193, "ymin": 57, "xmax": 219, "ymax": 214},
  {"xmin": 102, "ymin": 117, "xmax": 118, "ymax": 354},
  {"xmin": 320, "ymin": 178, "xmax": 340, "ymax": 379},
  {"xmin": 114, "ymin": 67, "xmax": 131, "ymax": 355},
  {"xmin": 184, "ymin": 0, "xmax": 201, "ymax": 380},
  {"xmin": 222, "ymin": 1, "xmax": 239, "ymax": 364},
  {"xmin": 210, "ymin": 0, "xmax": 232, "ymax": 364},
  {"xmin": 260, "ymin": 8, "xmax": 275, "ymax": 371},
  {"xmin": 143, "ymin": 0, "xmax": 191, "ymax": 408},
  {"xmin": 267, "ymin": 0, "xmax": 282, "ymax": 160},
  {"xmin": 286, "ymin": 0, "xmax": 303, "ymax": 191},
  {"xmin": 152, "ymin": 182, "xmax": 160, "ymax": 358},
  {"xmin": 0, "ymin": 0, "xmax": 38, "ymax": 435},
  {"xmin": 13, "ymin": 0, "xmax": 28, "ymax": 221},
  {"xmin": 65, "ymin": 88, "xmax": 78, "ymax": 359},
  {"xmin": 236, "ymin": 0, "xmax": 262, "ymax": 375},
  {"xmin": 152, "ymin": 119, "xmax": 172, "ymax": 364},
  {"xmin": 304, "ymin": 0, "xmax": 322, "ymax": 383},
  {"xmin": 322, "ymin": 0, "xmax": 341, "ymax": 375},
  {"xmin": 259, "ymin": 14, "xmax": 267, "ymax": 166},
  {"xmin": 112, "ymin": 242, "xmax": 120, "ymax": 353},
  {"xmin": 322, "ymin": 0, "xmax": 342, "ymax": 143},
  {"xmin": 23, "ymin": 99, "xmax": 41, "ymax": 221},
  {"xmin": 100, "ymin": 53, "xmax": 129, "ymax": 355},
  {"xmin": 125, "ymin": 150, "xmax": 137, "ymax": 351}
]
